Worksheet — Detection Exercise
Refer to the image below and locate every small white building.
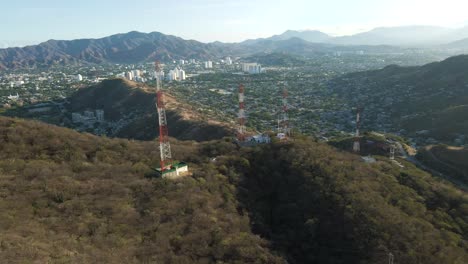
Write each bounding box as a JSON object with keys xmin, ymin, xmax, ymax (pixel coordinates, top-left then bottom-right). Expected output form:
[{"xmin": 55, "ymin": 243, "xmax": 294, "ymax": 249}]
[
  {"xmin": 95, "ymin": 110, "xmax": 104, "ymax": 122},
  {"xmin": 158, "ymin": 162, "xmax": 190, "ymax": 179},
  {"xmin": 276, "ymin": 133, "xmax": 287, "ymax": 140},
  {"xmin": 361, "ymin": 156, "xmax": 376, "ymax": 163},
  {"xmin": 7, "ymin": 93, "xmax": 19, "ymax": 101},
  {"xmin": 247, "ymin": 134, "xmax": 271, "ymax": 144}
]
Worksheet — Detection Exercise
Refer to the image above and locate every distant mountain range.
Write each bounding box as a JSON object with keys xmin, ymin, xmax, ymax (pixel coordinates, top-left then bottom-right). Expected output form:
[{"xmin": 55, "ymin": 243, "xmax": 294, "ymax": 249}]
[
  {"xmin": 0, "ymin": 31, "xmax": 403, "ymax": 69},
  {"xmin": 0, "ymin": 31, "xmax": 229, "ymax": 69},
  {"xmin": 2, "ymin": 25, "xmax": 468, "ymax": 69},
  {"xmin": 443, "ymin": 37, "xmax": 468, "ymax": 50},
  {"xmin": 266, "ymin": 30, "xmax": 331, "ymax": 43},
  {"xmin": 264, "ymin": 26, "xmax": 468, "ymax": 46}
]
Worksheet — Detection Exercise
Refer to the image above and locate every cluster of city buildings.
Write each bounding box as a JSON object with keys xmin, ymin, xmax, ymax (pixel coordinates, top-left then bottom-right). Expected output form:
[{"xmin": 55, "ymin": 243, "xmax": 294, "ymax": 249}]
[
  {"xmin": 204, "ymin": 57, "xmax": 233, "ymax": 69},
  {"xmin": 178, "ymin": 59, "xmax": 197, "ymax": 65},
  {"xmin": 166, "ymin": 67, "xmax": 186, "ymax": 81},
  {"xmin": 119, "ymin": 69, "xmax": 148, "ymax": 82}
]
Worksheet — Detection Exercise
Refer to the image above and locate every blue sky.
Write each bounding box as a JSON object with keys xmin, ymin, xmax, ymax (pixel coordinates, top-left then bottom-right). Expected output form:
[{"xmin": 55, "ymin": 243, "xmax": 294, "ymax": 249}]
[{"xmin": 1, "ymin": 0, "xmax": 468, "ymax": 47}]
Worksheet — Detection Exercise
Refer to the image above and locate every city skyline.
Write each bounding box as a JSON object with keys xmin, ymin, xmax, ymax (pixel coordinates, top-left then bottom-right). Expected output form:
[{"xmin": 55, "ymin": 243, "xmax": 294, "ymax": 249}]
[{"xmin": 1, "ymin": 0, "xmax": 468, "ymax": 48}]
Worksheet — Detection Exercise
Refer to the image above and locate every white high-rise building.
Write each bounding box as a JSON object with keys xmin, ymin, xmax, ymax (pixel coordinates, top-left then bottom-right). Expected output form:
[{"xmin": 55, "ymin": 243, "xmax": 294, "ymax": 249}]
[
  {"xmin": 179, "ymin": 59, "xmax": 185, "ymax": 65},
  {"xmin": 226, "ymin": 57, "xmax": 232, "ymax": 65},
  {"xmin": 167, "ymin": 68, "xmax": 186, "ymax": 81},
  {"xmin": 242, "ymin": 63, "xmax": 263, "ymax": 74},
  {"xmin": 167, "ymin": 70, "xmax": 177, "ymax": 81},
  {"xmin": 125, "ymin": 71, "xmax": 134, "ymax": 81},
  {"xmin": 76, "ymin": 74, "xmax": 83, "ymax": 81},
  {"xmin": 204, "ymin": 61, "xmax": 213, "ymax": 69},
  {"xmin": 179, "ymin": 69, "xmax": 186, "ymax": 80}
]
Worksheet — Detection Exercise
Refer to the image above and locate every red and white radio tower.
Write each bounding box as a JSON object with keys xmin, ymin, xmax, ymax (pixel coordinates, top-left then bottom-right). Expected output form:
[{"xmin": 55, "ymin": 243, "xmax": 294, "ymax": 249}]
[
  {"xmin": 155, "ymin": 61, "xmax": 172, "ymax": 171},
  {"xmin": 237, "ymin": 84, "xmax": 246, "ymax": 142},
  {"xmin": 353, "ymin": 107, "xmax": 363, "ymax": 153}
]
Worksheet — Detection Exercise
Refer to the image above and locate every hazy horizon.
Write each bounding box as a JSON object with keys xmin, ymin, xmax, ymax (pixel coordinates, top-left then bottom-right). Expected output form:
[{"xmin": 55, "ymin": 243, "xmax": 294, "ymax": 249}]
[{"xmin": 2, "ymin": 0, "xmax": 468, "ymax": 48}]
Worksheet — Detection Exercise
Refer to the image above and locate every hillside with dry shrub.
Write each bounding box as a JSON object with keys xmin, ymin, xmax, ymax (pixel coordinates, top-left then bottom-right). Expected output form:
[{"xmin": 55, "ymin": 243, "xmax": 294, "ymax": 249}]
[{"xmin": 0, "ymin": 116, "xmax": 467, "ymax": 263}]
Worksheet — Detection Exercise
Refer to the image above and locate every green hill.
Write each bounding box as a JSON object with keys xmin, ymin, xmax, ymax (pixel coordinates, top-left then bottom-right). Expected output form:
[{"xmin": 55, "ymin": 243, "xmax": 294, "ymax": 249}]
[
  {"xmin": 0, "ymin": 117, "xmax": 467, "ymax": 263},
  {"xmin": 3, "ymin": 78, "xmax": 233, "ymax": 141},
  {"xmin": 329, "ymin": 55, "xmax": 468, "ymax": 144},
  {"xmin": 417, "ymin": 145, "xmax": 468, "ymax": 184},
  {"xmin": 0, "ymin": 117, "xmax": 282, "ymax": 263}
]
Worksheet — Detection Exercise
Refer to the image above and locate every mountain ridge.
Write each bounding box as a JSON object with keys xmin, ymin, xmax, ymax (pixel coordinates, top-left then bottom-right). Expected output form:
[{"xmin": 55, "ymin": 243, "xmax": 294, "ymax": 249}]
[{"xmin": 4, "ymin": 25, "xmax": 468, "ymax": 69}]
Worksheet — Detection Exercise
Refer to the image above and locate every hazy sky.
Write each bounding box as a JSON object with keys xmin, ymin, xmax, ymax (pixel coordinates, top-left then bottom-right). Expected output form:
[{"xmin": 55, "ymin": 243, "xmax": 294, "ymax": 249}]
[{"xmin": 1, "ymin": 0, "xmax": 468, "ymax": 46}]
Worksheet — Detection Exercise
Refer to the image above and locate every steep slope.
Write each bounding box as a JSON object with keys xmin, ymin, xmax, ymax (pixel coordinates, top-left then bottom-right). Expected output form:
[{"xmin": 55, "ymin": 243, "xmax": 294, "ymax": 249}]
[
  {"xmin": 0, "ymin": 117, "xmax": 283, "ymax": 263},
  {"xmin": 417, "ymin": 145, "xmax": 468, "ymax": 184},
  {"xmin": 236, "ymin": 139, "xmax": 468, "ymax": 264},
  {"xmin": 329, "ymin": 54, "xmax": 468, "ymax": 144}
]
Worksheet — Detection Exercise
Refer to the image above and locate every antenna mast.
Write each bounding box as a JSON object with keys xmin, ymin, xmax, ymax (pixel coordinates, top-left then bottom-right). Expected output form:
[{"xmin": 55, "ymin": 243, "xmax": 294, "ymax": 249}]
[
  {"xmin": 390, "ymin": 145, "xmax": 396, "ymax": 160},
  {"xmin": 281, "ymin": 85, "xmax": 289, "ymax": 137},
  {"xmin": 155, "ymin": 61, "xmax": 172, "ymax": 171},
  {"xmin": 388, "ymin": 252, "xmax": 394, "ymax": 264},
  {"xmin": 353, "ymin": 107, "xmax": 363, "ymax": 153},
  {"xmin": 237, "ymin": 84, "xmax": 246, "ymax": 142}
]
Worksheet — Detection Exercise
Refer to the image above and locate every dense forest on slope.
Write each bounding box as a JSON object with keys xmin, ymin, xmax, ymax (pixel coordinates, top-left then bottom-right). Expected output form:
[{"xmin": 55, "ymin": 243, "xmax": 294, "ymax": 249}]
[{"xmin": 0, "ymin": 117, "xmax": 467, "ymax": 263}]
